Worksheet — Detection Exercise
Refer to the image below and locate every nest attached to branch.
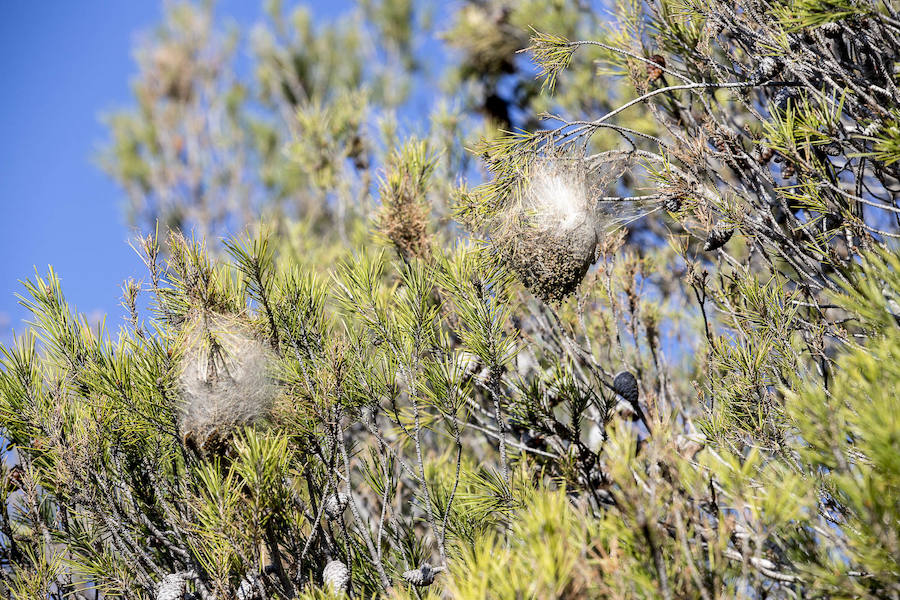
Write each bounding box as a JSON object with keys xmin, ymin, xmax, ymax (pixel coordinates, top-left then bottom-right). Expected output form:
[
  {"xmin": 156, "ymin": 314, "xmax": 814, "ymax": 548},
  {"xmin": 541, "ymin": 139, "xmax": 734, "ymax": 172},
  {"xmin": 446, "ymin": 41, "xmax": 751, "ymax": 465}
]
[
  {"xmin": 147, "ymin": 42, "xmax": 197, "ymax": 102},
  {"xmin": 495, "ymin": 153, "xmax": 633, "ymax": 303},
  {"xmin": 177, "ymin": 312, "xmax": 277, "ymax": 454}
]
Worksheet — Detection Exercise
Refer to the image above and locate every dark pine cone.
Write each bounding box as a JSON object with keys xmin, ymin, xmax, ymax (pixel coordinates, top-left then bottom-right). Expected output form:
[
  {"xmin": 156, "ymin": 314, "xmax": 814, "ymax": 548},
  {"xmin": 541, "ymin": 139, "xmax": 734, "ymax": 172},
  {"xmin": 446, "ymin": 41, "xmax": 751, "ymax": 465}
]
[
  {"xmin": 751, "ymin": 57, "xmax": 782, "ymax": 83},
  {"xmin": 663, "ymin": 195, "xmax": 682, "ymax": 213},
  {"xmin": 704, "ymin": 225, "xmax": 734, "ymax": 252},
  {"xmin": 613, "ymin": 371, "xmax": 639, "ymax": 405},
  {"xmin": 772, "ymin": 88, "xmax": 797, "ymax": 114},
  {"xmin": 822, "ymin": 141, "xmax": 842, "ymax": 157}
]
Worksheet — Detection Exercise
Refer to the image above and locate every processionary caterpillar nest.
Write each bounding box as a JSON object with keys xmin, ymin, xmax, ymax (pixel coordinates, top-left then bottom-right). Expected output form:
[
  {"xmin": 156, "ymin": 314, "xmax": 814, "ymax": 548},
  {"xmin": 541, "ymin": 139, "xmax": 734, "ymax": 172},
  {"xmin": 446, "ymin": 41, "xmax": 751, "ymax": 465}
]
[
  {"xmin": 177, "ymin": 312, "xmax": 277, "ymax": 453},
  {"xmin": 495, "ymin": 153, "xmax": 635, "ymax": 303}
]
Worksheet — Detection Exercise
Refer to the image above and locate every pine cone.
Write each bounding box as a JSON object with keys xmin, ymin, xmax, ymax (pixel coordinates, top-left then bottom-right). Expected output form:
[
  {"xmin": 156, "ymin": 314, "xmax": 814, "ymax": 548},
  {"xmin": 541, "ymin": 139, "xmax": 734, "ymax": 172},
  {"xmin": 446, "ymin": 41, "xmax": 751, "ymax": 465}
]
[
  {"xmin": 323, "ymin": 560, "xmax": 350, "ymax": 594},
  {"xmin": 731, "ymin": 521, "xmax": 752, "ymax": 541},
  {"xmin": 663, "ymin": 195, "xmax": 682, "ymax": 213},
  {"xmin": 647, "ymin": 54, "xmax": 666, "ymax": 81},
  {"xmin": 157, "ymin": 572, "xmax": 193, "ymax": 600},
  {"xmin": 612, "ymin": 371, "xmax": 639, "ymax": 405},
  {"xmin": 756, "ymin": 146, "xmax": 774, "ymax": 164},
  {"xmin": 323, "ymin": 492, "xmax": 350, "ymax": 520},
  {"xmin": 819, "ymin": 21, "xmax": 841, "ymax": 36},
  {"xmin": 822, "ymin": 142, "xmax": 841, "ymax": 157},
  {"xmin": 772, "ymin": 88, "xmax": 797, "ymax": 114},
  {"xmin": 402, "ymin": 563, "xmax": 445, "ymax": 587},
  {"xmin": 703, "ymin": 225, "xmax": 734, "ymax": 252},
  {"xmin": 235, "ymin": 573, "xmax": 258, "ymax": 600},
  {"xmin": 881, "ymin": 285, "xmax": 900, "ymax": 323},
  {"xmin": 752, "ymin": 57, "xmax": 782, "ymax": 83},
  {"xmin": 863, "ymin": 120, "xmax": 883, "ymax": 137},
  {"xmin": 713, "ymin": 134, "xmax": 728, "ymax": 153}
]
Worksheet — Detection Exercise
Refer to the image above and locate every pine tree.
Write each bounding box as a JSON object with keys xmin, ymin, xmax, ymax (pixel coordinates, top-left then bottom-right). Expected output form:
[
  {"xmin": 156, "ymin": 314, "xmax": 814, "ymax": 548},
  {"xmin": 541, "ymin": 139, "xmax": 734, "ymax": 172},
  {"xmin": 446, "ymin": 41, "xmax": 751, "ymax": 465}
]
[{"xmin": 3, "ymin": 1, "xmax": 900, "ymax": 598}]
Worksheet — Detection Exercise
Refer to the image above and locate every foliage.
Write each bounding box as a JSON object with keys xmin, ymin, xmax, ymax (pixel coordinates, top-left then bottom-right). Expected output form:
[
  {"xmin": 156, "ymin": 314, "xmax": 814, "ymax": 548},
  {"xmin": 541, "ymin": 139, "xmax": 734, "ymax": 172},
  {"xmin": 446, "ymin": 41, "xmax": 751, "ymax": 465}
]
[{"xmin": 3, "ymin": 0, "xmax": 900, "ymax": 598}]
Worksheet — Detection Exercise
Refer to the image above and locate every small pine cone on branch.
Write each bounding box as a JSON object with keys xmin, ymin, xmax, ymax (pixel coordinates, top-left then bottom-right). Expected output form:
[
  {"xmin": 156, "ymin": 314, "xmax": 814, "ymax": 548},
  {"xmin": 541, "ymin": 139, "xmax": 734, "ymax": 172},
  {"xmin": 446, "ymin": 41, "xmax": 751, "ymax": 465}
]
[
  {"xmin": 863, "ymin": 120, "xmax": 883, "ymax": 137},
  {"xmin": 751, "ymin": 57, "xmax": 782, "ymax": 83},
  {"xmin": 157, "ymin": 572, "xmax": 195, "ymax": 600},
  {"xmin": 756, "ymin": 146, "xmax": 774, "ymax": 164},
  {"xmin": 402, "ymin": 563, "xmax": 445, "ymax": 587},
  {"xmin": 772, "ymin": 88, "xmax": 797, "ymax": 114},
  {"xmin": 647, "ymin": 54, "xmax": 666, "ymax": 81},
  {"xmin": 819, "ymin": 21, "xmax": 841, "ymax": 36},
  {"xmin": 323, "ymin": 560, "xmax": 350, "ymax": 595},
  {"xmin": 323, "ymin": 492, "xmax": 350, "ymax": 520},
  {"xmin": 662, "ymin": 194, "xmax": 682, "ymax": 213},
  {"xmin": 881, "ymin": 285, "xmax": 900, "ymax": 323},
  {"xmin": 612, "ymin": 370, "xmax": 651, "ymax": 430},
  {"xmin": 712, "ymin": 133, "xmax": 728, "ymax": 153},
  {"xmin": 822, "ymin": 142, "xmax": 842, "ymax": 157},
  {"xmin": 612, "ymin": 371, "xmax": 639, "ymax": 405},
  {"xmin": 235, "ymin": 573, "xmax": 258, "ymax": 600},
  {"xmin": 704, "ymin": 225, "xmax": 734, "ymax": 252}
]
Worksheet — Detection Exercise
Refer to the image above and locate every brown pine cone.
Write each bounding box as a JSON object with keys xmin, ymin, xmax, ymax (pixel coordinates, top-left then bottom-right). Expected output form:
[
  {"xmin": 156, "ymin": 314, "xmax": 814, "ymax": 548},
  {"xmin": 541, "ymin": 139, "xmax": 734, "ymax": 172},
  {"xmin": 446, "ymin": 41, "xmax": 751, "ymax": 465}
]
[{"xmin": 647, "ymin": 54, "xmax": 666, "ymax": 81}]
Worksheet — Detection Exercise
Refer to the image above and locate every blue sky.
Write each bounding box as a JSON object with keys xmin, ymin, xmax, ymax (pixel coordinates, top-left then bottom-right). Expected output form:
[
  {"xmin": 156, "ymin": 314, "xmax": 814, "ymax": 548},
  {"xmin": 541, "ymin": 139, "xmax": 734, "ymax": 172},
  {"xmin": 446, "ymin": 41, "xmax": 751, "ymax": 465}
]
[{"xmin": 0, "ymin": 1, "xmax": 354, "ymax": 345}]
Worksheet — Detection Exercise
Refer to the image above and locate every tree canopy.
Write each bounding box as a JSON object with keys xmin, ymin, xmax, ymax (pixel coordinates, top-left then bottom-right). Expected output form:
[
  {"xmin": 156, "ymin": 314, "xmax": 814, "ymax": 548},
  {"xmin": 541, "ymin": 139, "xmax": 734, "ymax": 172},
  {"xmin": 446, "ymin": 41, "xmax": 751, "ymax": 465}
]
[{"xmin": 3, "ymin": 0, "xmax": 900, "ymax": 598}]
